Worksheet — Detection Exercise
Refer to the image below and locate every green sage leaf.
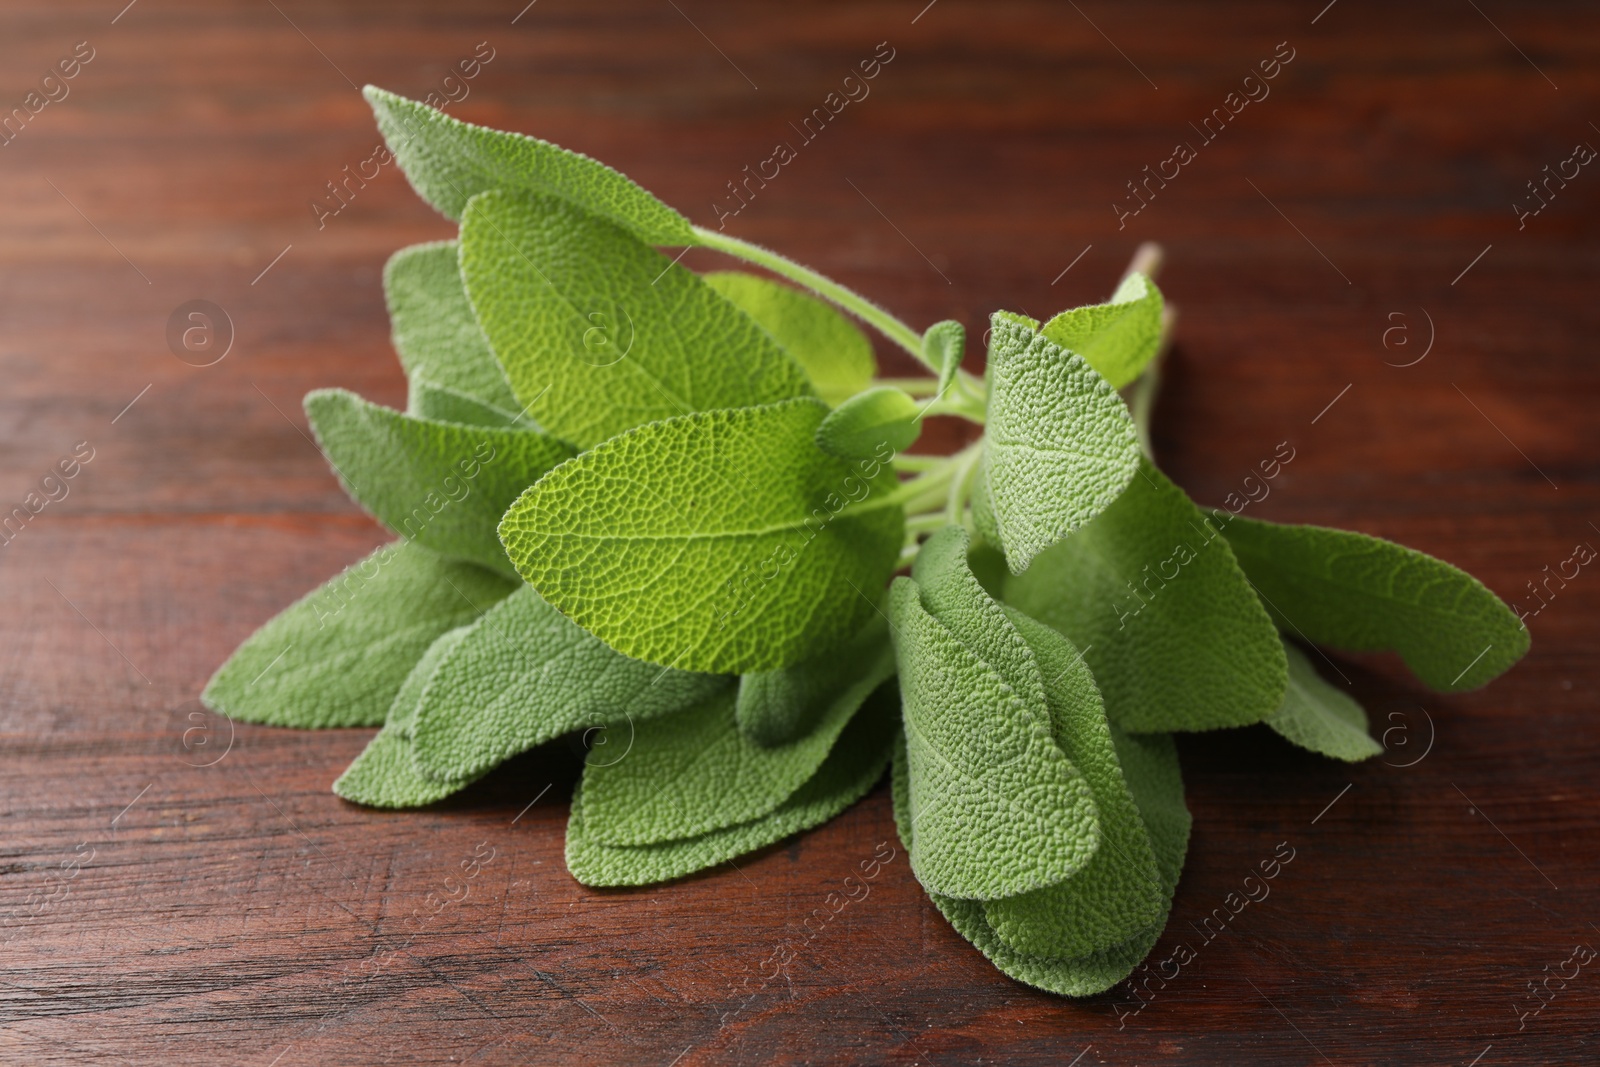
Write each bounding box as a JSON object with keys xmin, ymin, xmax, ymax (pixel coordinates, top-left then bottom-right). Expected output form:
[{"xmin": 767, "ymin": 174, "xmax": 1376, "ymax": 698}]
[
  {"xmin": 365, "ymin": 86, "xmax": 696, "ymax": 242},
  {"xmin": 565, "ymin": 686, "xmax": 898, "ymax": 887},
  {"xmin": 815, "ymin": 386, "xmax": 922, "ymax": 459},
  {"xmin": 1219, "ymin": 514, "xmax": 1529, "ymax": 691},
  {"xmin": 408, "ymin": 378, "xmax": 527, "ymax": 430},
  {"xmin": 982, "ymin": 608, "xmax": 1165, "ymax": 958},
  {"xmin": 1039, "ymin": 271, "xmax": 1164, "ymax": 390},
  {"xmin": 408, "ymin": 585, "xmax": 728, "ymax": 784},
  {"xmin": 387, "ymin": 627, "xmax": 470, "ymax": 739},
  {"xmin": 500, "ymin": 397, "xmax": 904, "ymax": 673},
  {"xmin": 976, "ymin": 311, "xmax": 1141, "ymax": 574},
  {"xmin": 893, "ymin": 725, "xmax": 1190, "ymax": 997},
  {"xmin": 305, "ymin": 388, "xmax": 573, "ymax": 576},
  {"xmin": 334, "ymin": 626, "xmax": 483, "ymax": 808},
  {"xmin": 1003, "ymin": 458, "xmax": 1287, "ymax": 733},
  {"xmin": 460, "ymin": 190, "xmax": 812, "ymax": 450},
  {"xmin": 736, "ymin": 618, "xmax": 894, "ymax": 747},
  {"xmin": 890, "ymin": 529, "xmax": 1100, "ymax": 900},
  {"xmin": 385, "ymin": 240, "xmax": 519, "ymax": 412},
  {"xmin": 1266, "ymin": 639, "xmax": 1382, "ymax": 762},
  {"xmin": 334, "ymin": 728, "xmax": 467, "ymax": 809},
  {"xmin": 703, "ymin": 271, "xmax": 876, "ymax": 406},
  {"xmin": 203, "ymin": 542, "xmax": 517, "ymax": 728},
  {"xmin": 585, "ymin": 668, "xmax": 889, "ymax": 844},
  {"xmin": 923, "ymin": 319, "xmax": 965, "ymax": 400},
  {"xmin": 580, "ymin": 654, "xmax": 889, "ymax": 845}
]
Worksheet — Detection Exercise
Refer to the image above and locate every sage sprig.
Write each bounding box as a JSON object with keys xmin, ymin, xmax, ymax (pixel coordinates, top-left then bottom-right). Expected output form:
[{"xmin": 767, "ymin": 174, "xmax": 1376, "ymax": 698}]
[{"xmin": 205, "ymin": 89, "xmax": 1529, "ymax": 996}]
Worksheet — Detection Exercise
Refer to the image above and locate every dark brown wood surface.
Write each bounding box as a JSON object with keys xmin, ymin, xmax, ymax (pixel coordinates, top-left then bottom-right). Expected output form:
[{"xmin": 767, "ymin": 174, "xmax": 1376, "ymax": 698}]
[{"xmin": 2, "ymin": 1, "xmax": 1596, "ymax": 1063}]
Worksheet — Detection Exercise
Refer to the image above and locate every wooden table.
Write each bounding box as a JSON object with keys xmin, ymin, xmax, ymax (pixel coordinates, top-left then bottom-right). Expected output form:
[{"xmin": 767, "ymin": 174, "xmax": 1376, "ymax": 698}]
[{"xmin": 3, "ymin": 1, "xmax": 1595, "ymax": 1063}]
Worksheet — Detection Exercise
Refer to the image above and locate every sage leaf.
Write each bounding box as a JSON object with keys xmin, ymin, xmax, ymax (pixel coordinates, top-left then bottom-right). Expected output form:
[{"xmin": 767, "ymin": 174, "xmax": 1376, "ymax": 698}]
[
  {"xmin": 459, "ymin": 190, "xmax": 812, "ymax": 450},
  {"xmin": 893, "ymin": 725, "xmax": 1190, "ymax": 997},
  {"xmin": 908, "ymin": 527, "xmax": 1049, "ymax": 716},
  {"xmin": 305, "ymin": 388, "xmax": 573, "ymax": 576},
  {"xmin": 1003, "ymin": 458, "xmax": 1287, "ymax": 733},
  {"xmin": 387, "ymin": 627, "xmax": 471, "ymax": 740},
  {"xmin": 1039, "ymin": 271, "xmax": 1164, "ymax": 389},
  {"xmin": 703, "ymin": 271, "xmax": 876, "ymax": 406},
  {"xmin": 334, "ymin": 626, "xmax": 483, "ymax": 808},
  {"xmin": 982, "ymin": 609, "xmax": 1165, "ymax": 958},
  {"xmin": 976, "ymin": 311, "xmax": 1141, "ymax": 574},
  {"xmin": 408, "ymin": 378, "xmax": 528, "ymax": 429},
  {"xmin": 334, "ymin": 728, "xmax": 472, "ymax": 809},
  {"xmin": 408, "ymin": 585, "xmax": 728, "ymax": 784},
  {"xmin": 500, "ymin": 397, "xmax": 905, "ymax": 673},
  {"xmin": 1220, "ymin": 514, "xmax": 1529, "ymax": 691},
  {"xmin": 736, "ymin": 618, "xmax": 894, "ymax": 747},
  {"xmin": 922, "ymin": 319, "xmax": 965, "ymax": 399},
  {"xmin": 965, "ymin": 537, "xmax": 1010, "ymax": 601},
  {"xmin": 365, "ymin": 86, "xmax": 696, "ymax": 243},
  {"xmin": 890, "ymin": 531, "xmax": 1101, "ymax": 900},
  {"xmin": 565, "ymin": 686, "xmax": 898, "ymax": 887},
  {"xmin": 815, "ymin": 386, "xmax": 922, "ymax": 459},
  {"xmin": 1266, "ymin": 639, "xmax": 1383, "ymax": 762},
  {"xmin": 385, "ymin": 240, "xmax": 519, "ymax": 412},
  {"xmin": 203, "ymin": 542, "xmax": 517, "ymax": 728},
  {"xmin": 580, "ymin": 656, "xmax": 888, "ymax": 845}
]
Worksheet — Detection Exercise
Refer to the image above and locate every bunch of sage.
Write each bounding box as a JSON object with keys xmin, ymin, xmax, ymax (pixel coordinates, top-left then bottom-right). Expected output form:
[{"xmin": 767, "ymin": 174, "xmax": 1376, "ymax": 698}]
[{"xmin": 205, "ymin": 89, "xmax": 1527, "ymax": 995}]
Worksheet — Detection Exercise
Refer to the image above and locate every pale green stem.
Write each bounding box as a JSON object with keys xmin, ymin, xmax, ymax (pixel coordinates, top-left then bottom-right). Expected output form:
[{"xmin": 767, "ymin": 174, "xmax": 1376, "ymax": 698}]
[
  {"xmin": 1129, "ymin": 304, "xmax": 1177, "ymax": 457},
  {"xmin": 945, "ymin": 444, "xmax": 984, "ymax": 524},
  {"xmin": 877, "ymin": 377, "xmax": 943, "ymax": 396},
  {"xmin": 954, "ymin": 368, "xmax": 988, "ymax": 404},
  {"xmin": 892, "ymin": 453, "xmax": 946, "ymax": 473},
  {"xmin": 883, "ymin": 464, "xmax": 957, "ymax": 512},
  {"xmin": 918, "ymin": 391, "xmax": 987, "ymax": 423},
  {"xmin": 692, "ymin": 225, "xmax": 931, "ymax": 369},
  {"xmin": 904, "ymin": 512, "xmax": 951, "ymax": 535},
  {"xmin": 901, "ymin": 512, "xmax": 952, "ymax": 564},
  {"xmin": 1129, "ymin": 354, "xmax": 1161, "ymax": 457},
  {"xmin": 897, "ymin": 476, "xmax": 958, "ymax": 516},
  {"xmin": 1118, "ymin": 242, "xmax": 1170, "ymax": 457},
  {"xmin": 1120, "ymin": 241, "xmax": 1165, "ymax": 287},
  {"xmin": 873, "ymin": 377, "xmax": 988, "ymax": 424},
  {"xmin": 891, "ymin": 440, "xmax": 981, "ymax": 514}
]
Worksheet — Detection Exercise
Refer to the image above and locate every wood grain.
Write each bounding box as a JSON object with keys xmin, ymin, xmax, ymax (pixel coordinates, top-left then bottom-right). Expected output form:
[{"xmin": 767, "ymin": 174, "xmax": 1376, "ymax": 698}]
[{"xmin": 2, "ymin": 1, "xmax": 1596, "ymax": 1063}]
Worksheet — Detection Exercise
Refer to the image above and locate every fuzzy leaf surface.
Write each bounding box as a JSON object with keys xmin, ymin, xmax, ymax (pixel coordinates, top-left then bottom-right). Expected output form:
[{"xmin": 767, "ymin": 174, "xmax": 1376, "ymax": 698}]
[
  {"xmin": 1003, "ymin": 458, "xmax": 1287, "ymax": 733},
  {"xmin": 703, "ymin": 271, "xmax": 876, "ymax": 406},
  {"xmin": 893, "ymin": 726, "xmax": 1189, "ymax": 997},
  {"xmin": 365, "ymin": 86, "xmax": 695, "ymax": 242},
  {"xmin": 500, "ymin": 397, "xmax": 904, "ymax": 673},
  {"xmin": 203, "ymin": 542, "xmax": 516, "ymax": 728},
  {"xmin": 407, "ymin": 379, "xmax": 528, "ymax": 429},
  {"xmin": 983, "ymin": 609, "xmax": 1164, "ymax": 958},
  {"xmin": 305, "ymin": 388, "xmax": 572, "ymax": 575},
  {"xmin": 565, "ymin": 688, "xmax": 897, "ymax": 887},
  {"xmin": 333, "ymin": 626, "xmax": 482, "ymax": 808},
  {"xmin": 977, "ymin": 312, "xmax": 1141, "ymax": 573},
  {"xmin": 1266, "ymin": 639, "xmax": 1383, "ymax": 761},
  {"xmin": 384, "ymin": 240, "xmax": 519, "ymax": 411},
  {"xmin": 923, "ymin": 319, "xmax": 965, "ymax": 399},
  {"xmin": 736, "ymin": 618, "xmax": 893, "ymax": 747},
  {"xmin": 890, "ymin": 530, "xmax": 1100, "ymax": 900},
  {"xmin": 460, "ymin": 191, "xmax": 811, "ymax": 449},
  {"xmin": 409, "ymin": 585, "xmax": 728, "ymax": 783},
  {"xmin": 334, "ymin": 729, "xmax": 471, "ymax": 809},
  {"xmin": 1220, "ymin": 514, "xmax": 1529, "ymax": 691},
  {"xmin": 1039, "ymin": 271, "xmax": 1164, "ymax": 389},
  {"xmin": 815, "ymin": 387, "xmax": 922, "ymax": 459},
  {"xmin": 582, "ymin": 639, "xmax": 894, "ymax": 845}
]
